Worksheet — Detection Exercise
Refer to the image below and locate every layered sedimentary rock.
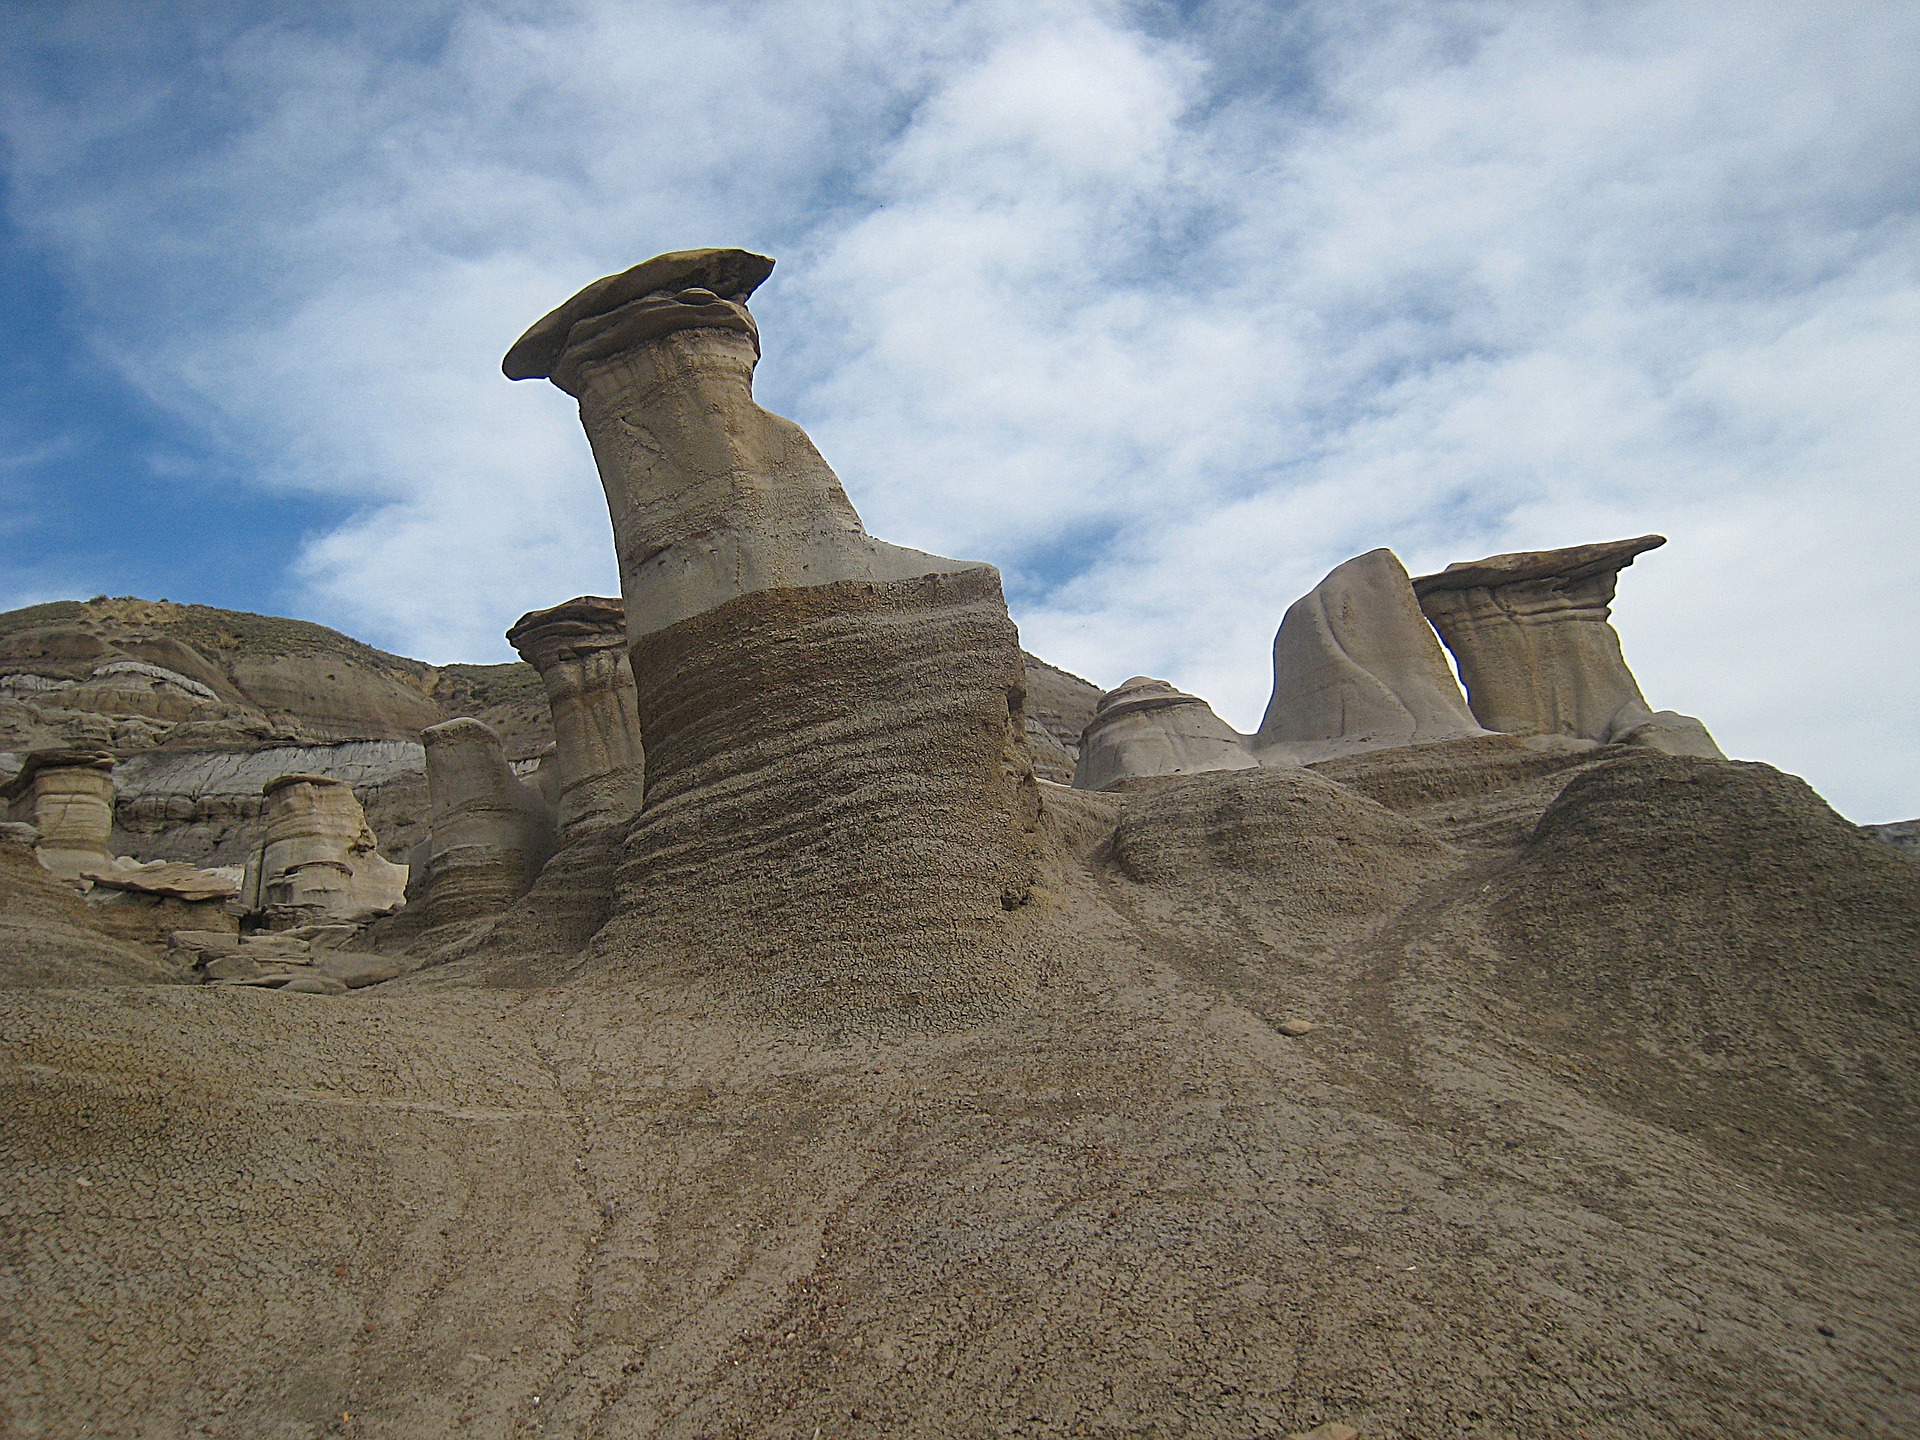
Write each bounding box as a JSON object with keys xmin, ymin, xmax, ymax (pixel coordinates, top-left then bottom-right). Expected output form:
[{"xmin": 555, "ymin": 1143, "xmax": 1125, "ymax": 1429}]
[
  {"xmin": 505, "ymin": 596, "xmax": 644, "ymax": 839},
  {"xmin": 112, "ymin": 740, "xmax": 429, "ymax": 867},
  {"xmin": 238, "ymin": 774, "xmax": 407, "ymax": 924},
  {"xmin": 508, "ymin": 249, "xmax": 1038, "ymax": 1007},
  {"xmin": 3, "ymin": 748, "xmax": 116, "ymax": 880},
  {"xmin": 1412, "ymin": 535, "xmax": 1723, "ymax": 758},
  {"xmin": 1255, "ymin": 549, "xmax": 1484, "ymax": 763},
  {"xmin": 1073, "ymin": 677, "xmax": 1259, "ymax": 791},
  {"xmin": 411, "ymin": 718, "xmax": 556, "ymax": 926}
]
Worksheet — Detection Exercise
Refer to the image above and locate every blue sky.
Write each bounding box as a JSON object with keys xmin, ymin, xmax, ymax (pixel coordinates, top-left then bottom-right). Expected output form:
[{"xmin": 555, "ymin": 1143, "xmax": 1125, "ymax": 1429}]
[{"xmin": 2, "ymin": 0, "xmax": 1917, "ymax": 821}]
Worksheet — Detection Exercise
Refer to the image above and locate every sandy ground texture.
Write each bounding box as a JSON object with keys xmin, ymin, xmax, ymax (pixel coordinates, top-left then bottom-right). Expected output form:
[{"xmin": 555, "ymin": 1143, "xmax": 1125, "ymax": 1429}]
[{"xmin": 3, "ymin": 740, "xmax": 1918, "ymax": 1439}]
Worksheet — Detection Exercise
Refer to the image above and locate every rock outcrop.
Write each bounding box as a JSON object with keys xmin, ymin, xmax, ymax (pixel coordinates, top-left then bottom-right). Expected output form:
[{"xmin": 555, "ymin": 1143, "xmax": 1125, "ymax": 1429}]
[
  {"xmin": 238, "ymin": 773, "xmax": 407, "ymax": 925},
  {"xmin": 1072, "ymin": 676, "xmax": 1259, "ymax": 791},
  {"xmin": 505, "ymin": 596, "xmax": 644, "ymax": 840},
  {"xmin": 111, "ymin": 740, "xmax": 430, "ymax": 867},
  {"xmin": 3, "ymin": 748, "xmax": 116, "ymax": 880},
  {"xmin": 1412, "ymin": 535, "xmax": 1722, "ymax": 756},
  {"xmin": 1254, "ymin": 549, "xmax": 1484, "ymax": 763},
  {"xmin": 504, "ymin": 248, "xmax": 971, "ymax": 641},
  {"xmin": 410, "ymin": 718, "xmax": 555, "ymax": 927},
  {"xmin": 509, "ymin": 249, "xmax": 1039, "ymax": 1011}
]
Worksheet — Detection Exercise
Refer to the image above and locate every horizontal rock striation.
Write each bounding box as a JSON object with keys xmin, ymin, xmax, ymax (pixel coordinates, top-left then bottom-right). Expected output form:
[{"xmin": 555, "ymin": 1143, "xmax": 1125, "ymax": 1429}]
[
  {"xmin": 411, "ymin": 719, "xmax": 556, "ymax": 929},
  {"xmin": 111, "ymin": 741, "xmax": 428, "ymax": 867},
  {"xmin": 593, "ymin": 568, "xmax": 1040, "ymax": 1018}
]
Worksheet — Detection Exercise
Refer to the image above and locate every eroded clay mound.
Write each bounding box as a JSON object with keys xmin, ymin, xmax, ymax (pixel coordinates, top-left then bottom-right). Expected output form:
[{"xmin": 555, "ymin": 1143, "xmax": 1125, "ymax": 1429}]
[
  {"xmin": 1110, "ymin": 767, "xmax": 1451, "ymax": 947},
  {"xmin": 1489, "ymin": 750, "xmax": 1920, "ymax": 1201}
]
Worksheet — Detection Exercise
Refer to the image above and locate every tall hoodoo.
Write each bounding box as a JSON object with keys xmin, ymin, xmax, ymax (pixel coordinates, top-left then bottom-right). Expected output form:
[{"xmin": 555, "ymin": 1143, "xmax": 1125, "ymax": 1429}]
[
  {"xmin": 506, "ymin": 596, "xmax": 644, "ymax": 840},
  {"xmin": 1412, "ymin": 535, "xmax": 1722, "ymax": 756},
  {"xmin": 412, "ymin": 718, "xmax": 557, "ymax": 927},
  {"xmin": 507, "ymin": 249, "xmax": 1039, "ymax": 1009},
  {"xmin": 239, "ymin": 773, "xmax": 408, "ymax": 924},
  {"xmin": 1073, "ymin": 677, "xmax": 1259, "ymax": 792},
  {"xmin": 1255, "ymin": 549, "xmax": 1485, "ymax": 763},
  {"xmin": 3, "ymin": 748, "xmax": 115, "ymax": 881},
  {"xmin": 504, "ymin": 248, "xmax": 970, "ymax": 642}
]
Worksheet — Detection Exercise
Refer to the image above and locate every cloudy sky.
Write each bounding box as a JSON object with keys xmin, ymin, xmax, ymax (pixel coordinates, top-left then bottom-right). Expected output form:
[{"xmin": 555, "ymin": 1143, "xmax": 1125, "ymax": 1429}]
[{"xmin": 2, "ymin": 0, "xmax": 1915, "ymax": 821}]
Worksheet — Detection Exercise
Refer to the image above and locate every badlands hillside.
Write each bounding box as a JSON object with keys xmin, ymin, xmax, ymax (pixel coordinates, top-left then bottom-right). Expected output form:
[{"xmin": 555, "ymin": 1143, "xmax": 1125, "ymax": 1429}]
[{"xmin": 2, "ymin": 248, "xmax": 1917, "ymax": 1440}]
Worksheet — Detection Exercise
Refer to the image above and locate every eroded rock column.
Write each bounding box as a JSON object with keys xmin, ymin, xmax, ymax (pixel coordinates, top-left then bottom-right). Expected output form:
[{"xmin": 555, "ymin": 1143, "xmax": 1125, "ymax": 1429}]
[
  {"xmin": 412, "ymin": 718, "xmax": 557, "ymax": 926},
  {"xmin": 4, "ymin": 748, "xmax": 116, "ymax": 881},
  {"xmin": 505, "ymin": 596, "xmax": 645, "ymax": 840},
  {"xmin": 239, "ymin": 773, "xmax": 408, "ymax": 924},
  {"xmin": 505, "ymin": 248, "xmax": 1039, "ymax": 1009},
  {"xmin": 1254, "ymin": 549, "xmax": 1485, "ymax": 763},
  {"xmin": 1412, "ymin": 535, "xmax": 1721, "ymax": 756},
  {"xmin": 1073, "ymin": 677, "xmax": 1259, "ymax": 791}
]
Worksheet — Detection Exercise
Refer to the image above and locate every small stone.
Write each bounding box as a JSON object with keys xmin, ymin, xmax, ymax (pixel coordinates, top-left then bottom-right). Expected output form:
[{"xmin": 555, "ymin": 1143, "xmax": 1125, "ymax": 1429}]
[
  {"xmin": 1277, "ymin": 1018, "xmax": 1314, "ymax": 1037},
  {"xmin": 312, "ymin": 951, "xmax": 403, "ymax": 989},
  {"xmin": 279, "ymin": 974, "xmax": 350, "ymax": 995},
  {"xmin": 202, "ymin": 954, "xmax": 263, "ymax": 983}
]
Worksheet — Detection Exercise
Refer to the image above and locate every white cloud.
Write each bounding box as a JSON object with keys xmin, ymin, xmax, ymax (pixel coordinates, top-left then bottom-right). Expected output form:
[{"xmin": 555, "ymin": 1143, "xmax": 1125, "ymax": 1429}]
[{"xmin": 2, "ymin": 0, "xmax": 1916, "ymax": 819}]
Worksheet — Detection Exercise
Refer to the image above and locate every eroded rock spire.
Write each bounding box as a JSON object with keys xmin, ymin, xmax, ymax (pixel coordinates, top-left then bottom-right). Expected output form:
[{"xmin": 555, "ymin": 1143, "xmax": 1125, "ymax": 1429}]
[{"xmin": 506, "ymin": 249, "xmax": 1039, "ymax": 1015}]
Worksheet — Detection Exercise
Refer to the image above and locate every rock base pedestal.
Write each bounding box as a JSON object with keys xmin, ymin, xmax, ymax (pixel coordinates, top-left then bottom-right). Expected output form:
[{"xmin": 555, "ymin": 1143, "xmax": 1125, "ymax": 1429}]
[{"xmin": 593, "ymin": 567, "xmax": 1040, "ymax": 1020}]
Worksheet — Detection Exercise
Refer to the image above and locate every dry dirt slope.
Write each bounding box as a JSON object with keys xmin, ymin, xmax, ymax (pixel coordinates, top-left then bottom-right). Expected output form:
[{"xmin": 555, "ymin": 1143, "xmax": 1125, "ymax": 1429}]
[{"xmin": 1, "ymin": 741, "xmax": 1917, "ymax": 1439}]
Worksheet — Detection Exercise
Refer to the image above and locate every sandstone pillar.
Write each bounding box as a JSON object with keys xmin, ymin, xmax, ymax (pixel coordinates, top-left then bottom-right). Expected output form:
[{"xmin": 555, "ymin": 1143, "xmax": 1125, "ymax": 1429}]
[
  {"xmin": 505, "ymin": 596, "xmax": 645, "ymax": 839},
  {"xmin": 505, "ymin": 249, "xmax": 1039, "ymax": 1009},
  {"xmin": 1073, "ymin": 677, "xmax": 1259, "ymax": 791},
  {"xmin": 4, "ymin": 748, "xmax": 116, "ymax": 881},
  {"xmin": 1410, "ymin": 535, "xmax": 1721, "ymax": 758},
  {"xmin": 1255, "ymin": 549, "xmax": 1484, "ymax": 763},
  {"xmin": 239, "ymin": 773, "xmax": 407, "ymax": 923},
  {"xmin": 412, "ymin": 718, "xmax": 557, "ymax": 926}
]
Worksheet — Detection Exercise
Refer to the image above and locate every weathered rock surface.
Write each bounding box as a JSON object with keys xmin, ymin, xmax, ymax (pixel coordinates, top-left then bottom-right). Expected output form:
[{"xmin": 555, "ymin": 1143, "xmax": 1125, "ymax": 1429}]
[
  {"xmin": 506, "ymin": 248, "xmax": 973, "ymax": 641},
  {"xmin": 80, "ymin": 859, "xmax": 239, "ymax": 904},
  {"xmin": 1413, "ymin": 535, "xmax": 1721, "ymax": 756},
  {"xmin": 3, "ymin": 748, "xmax": 117, "ymax": 880},
  {"xmin": 513, "ymin": 249, "xmax": 1041, "ymax": 1016},
  {"xmin": 238, "ymin": 774, "xmax": 408, "ymax": 924},
  {"xmin": 1255, "ymin": 549, "xmax": 1485, "ymax": 763},
  {"xmin": 409, "ymin": 718, "xmax": 555, "ymax": 927},
  {"xmin": 505, "ymin": 596, "xmax": 644, "ymax": 839},
  {"xmin": 1072, "ymin": 676, "xmax": 1258, "ymax": 791},
  {"xmin": 0, "ymin": 598, "xmax": 554, "ymax": 832},
  {"xmin": 1863, "ymin": 818, "xmax": 1919, "ymax": 856},
  {"xmin": 1023, "ymin": 655, "xmax": 1103, "ymax": 762},
  {"xmin": 595, "ymin": 568, "xmax": 1041, "ymax": 1019}
]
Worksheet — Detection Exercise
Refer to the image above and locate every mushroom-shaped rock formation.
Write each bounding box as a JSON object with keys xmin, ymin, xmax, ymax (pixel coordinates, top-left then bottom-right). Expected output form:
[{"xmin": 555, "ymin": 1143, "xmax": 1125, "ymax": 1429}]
[
  {"xmin": 1254, "ymin": 549, "xmax": 1485, "ymax": 764},
  {"xmin": 506, "ymin": 596, "xmax": 645, "ymax": 840},
  {"xmin": 3, "ymin": 748, "xmax": 116, "ymax": 881},
  {"xmin": 507, "ymin": 250, "xmax": 1039, "ymax": 1010},
  {"xmin": 504, "ymin": 247, "xmax": 971, "ymax": 641},
  {"xmin": 1412, "ymin": 535, "xmax": 1723, "ymax": 756},
  {"xmin": 1073, "ymin": 677, "xmax": 1259, "ymax": 791},
  {"xmin": 411, "ymin": 719, "xmax": 557, "ymax": 927},
  {"xmin": 238, "ymin": 774, "xmax": 408, "ymax": 924}
]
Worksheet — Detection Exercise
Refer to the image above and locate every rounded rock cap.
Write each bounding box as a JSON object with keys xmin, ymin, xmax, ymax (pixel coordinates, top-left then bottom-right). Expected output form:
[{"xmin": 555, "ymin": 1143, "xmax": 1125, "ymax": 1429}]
[{"xmin": 503, "ymin": 248, "xmax": 775, "ymax": 381}]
